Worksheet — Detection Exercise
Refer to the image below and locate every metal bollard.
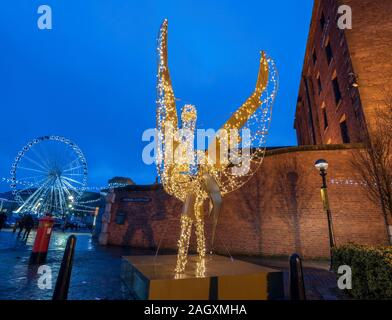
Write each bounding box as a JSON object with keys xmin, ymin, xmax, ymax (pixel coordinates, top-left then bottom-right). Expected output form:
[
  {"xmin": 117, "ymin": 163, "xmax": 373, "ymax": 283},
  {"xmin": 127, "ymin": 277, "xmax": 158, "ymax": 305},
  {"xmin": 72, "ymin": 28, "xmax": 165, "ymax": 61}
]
[
  {"xmin": 289, "ymin": 253, "xmax": 306, "ymax": 300},
  {"xmin": 52, "ymin": 235, "xmax": 77, "ymax": 300}
]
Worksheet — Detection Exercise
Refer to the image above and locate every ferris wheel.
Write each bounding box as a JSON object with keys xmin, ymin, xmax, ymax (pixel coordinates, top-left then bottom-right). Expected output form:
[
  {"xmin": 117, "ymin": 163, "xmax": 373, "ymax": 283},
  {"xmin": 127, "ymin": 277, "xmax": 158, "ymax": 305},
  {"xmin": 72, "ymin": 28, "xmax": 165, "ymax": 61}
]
[{"xmin": 10, "ymin": 136, "xmax": 88, "ymax": 216}]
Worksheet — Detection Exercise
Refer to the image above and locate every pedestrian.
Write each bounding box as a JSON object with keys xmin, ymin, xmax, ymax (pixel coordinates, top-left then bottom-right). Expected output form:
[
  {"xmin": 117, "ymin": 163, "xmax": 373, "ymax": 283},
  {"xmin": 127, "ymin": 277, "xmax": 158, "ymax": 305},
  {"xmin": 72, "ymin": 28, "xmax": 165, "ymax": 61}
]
[
  {"xmin": 17, "ymin": 215, "xmax": 26, "ymax": 238},
  {"xmin": 0, "ymin": 212, "xmax": 6, "ymax": 231},
  {"xmin": 22, "ymin": 214, "xmax": 34, "ymax": 240}
]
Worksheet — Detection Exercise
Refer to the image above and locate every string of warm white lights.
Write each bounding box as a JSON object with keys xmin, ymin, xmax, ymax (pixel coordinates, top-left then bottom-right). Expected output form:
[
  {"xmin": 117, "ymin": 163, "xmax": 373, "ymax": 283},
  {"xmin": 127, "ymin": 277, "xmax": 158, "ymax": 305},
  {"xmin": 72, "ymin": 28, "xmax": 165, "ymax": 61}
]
[
  {"xmin": 74, "ymin": 203, "xmax": 98, "ymax": 210},
  {"xmin": 194, "ymin": 200, "xmax": 206, "ymax": 258},
  {"xmin": 174, "ymin": 214, "xmax": 193, "ymax": 273},
  {"xmin": 70, "ymin": 208, "xmax": 96, "ymax": 214},
  {"xmin": 76, "ymin": 198, "xmax": 102, "ymax": 204}
]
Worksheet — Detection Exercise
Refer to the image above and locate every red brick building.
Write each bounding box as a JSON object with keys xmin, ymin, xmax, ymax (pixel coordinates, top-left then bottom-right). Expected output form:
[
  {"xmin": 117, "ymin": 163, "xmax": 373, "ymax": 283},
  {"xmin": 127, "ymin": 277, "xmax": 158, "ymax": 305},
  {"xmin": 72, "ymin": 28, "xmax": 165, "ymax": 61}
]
[{"xmin": 294, "ymin": 0, "xmax": 392, "ymax": 145}]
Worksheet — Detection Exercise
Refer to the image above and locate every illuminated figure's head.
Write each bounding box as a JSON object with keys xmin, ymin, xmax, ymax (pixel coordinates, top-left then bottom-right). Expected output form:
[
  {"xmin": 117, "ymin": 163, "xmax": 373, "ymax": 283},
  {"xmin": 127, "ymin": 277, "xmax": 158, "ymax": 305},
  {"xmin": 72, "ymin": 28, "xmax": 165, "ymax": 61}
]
[{"xmin": 181, "ymin": 104, "xmax": 197, "ymax": 131}]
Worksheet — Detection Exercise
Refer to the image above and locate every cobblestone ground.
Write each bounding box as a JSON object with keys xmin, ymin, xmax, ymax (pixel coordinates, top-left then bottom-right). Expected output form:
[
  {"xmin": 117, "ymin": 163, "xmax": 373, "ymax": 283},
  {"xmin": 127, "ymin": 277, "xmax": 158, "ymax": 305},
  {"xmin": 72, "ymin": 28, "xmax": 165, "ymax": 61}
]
[{"xmin": 0, "ymin": 229, "xmax": 348, "ymax": 300}]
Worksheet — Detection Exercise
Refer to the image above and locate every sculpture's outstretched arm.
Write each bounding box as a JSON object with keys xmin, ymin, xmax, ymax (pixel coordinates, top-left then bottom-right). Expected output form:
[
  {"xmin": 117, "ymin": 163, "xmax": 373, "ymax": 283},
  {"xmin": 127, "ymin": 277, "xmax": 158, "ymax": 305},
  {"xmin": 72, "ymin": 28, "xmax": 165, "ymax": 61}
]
[
  {"xmin": 207, "ymin": 51, "xmax": 269, "ymax": 167},
  {"xmin": 157, "ymin": 19, "xmax": 178, "ymax": 131},
  {"xmin": 222, "ymin": 51, "xmax": 269, "ymax": 131}
]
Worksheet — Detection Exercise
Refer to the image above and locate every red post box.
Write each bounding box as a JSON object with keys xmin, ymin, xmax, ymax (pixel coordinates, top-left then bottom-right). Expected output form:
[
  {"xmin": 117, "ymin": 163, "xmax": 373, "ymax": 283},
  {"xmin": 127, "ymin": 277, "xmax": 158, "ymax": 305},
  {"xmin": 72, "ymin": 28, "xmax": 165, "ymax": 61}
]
[{"xmin": 29, "ymin": 215, "xmax": 54, "ymax": 264}]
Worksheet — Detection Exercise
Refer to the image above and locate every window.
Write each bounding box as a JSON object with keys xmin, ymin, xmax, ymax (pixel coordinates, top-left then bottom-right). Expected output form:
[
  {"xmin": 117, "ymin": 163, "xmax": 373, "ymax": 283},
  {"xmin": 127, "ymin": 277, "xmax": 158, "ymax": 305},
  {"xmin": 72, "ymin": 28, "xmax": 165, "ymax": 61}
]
[
  {"xmin": 317, "ymin": 74, "xmax": 322, "ymax": 95},
  {"xmin": 332, "ymin": 76, "xmax": 342, "ymax": 105},
  {"xmin": 308, "ymin": 76, "xmax": 315, "ymax": 99},
  {"xmin": 325, "ymin": 41, "xmax": 333, "ymax": 65},
  {"xmin": 320, "ymin": 12, "xmax": 326, "ymax": 30},
  {"xmin": 322, "ymin": 105, "xmax": 328, "ymax": 129},
  {"xmin": 340, "ymin": 119, "xmax": 350, "ymax": 143},
  {"xmin": 312, "ymin": 49, "xmax": 317, "ymax": 65}
]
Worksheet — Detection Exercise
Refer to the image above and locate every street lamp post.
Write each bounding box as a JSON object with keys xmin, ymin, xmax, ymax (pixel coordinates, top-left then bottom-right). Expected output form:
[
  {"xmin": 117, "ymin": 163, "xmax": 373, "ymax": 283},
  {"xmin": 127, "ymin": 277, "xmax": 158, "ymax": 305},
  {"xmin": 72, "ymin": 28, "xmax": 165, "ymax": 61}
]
[{"xmin": 315, "ymin": 159, "xmax": 336, "ymax": 270}]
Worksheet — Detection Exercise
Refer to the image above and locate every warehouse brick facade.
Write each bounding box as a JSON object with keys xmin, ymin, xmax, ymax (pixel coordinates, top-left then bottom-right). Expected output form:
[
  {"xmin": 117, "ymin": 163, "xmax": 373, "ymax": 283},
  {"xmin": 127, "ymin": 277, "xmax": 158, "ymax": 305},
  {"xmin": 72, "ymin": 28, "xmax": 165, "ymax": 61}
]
[{"xmin": 294, "ymin": 0, "xmax": 392, "ymax": 145}]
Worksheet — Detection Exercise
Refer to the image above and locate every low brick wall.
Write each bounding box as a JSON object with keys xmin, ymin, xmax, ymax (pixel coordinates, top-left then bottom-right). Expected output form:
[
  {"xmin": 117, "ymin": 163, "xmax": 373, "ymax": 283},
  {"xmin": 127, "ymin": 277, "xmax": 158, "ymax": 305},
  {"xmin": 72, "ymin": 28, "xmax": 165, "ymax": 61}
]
[{"xmin": 104, "ymin": 146, "xmax": 388, "ymax": 258}]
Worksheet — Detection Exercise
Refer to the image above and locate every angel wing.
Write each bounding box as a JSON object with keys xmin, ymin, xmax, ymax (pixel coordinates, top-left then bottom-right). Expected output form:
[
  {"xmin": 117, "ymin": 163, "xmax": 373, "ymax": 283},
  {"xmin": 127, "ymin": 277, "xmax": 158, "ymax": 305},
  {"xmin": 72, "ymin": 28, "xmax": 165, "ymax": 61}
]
[
  {"xmin": 222, "ymin": 51, "xmax": 269, "ymax": 130},
  {"xmin": 157, "ymin": 19, "xmax": 178, "ymax": 133},
  {"xmin": 203, "ymin": 52, "xmax": 274, "ymax": 246},
  {"xmin": 207, "ymin": 52, "xmax": 270, "ymax": 169}
]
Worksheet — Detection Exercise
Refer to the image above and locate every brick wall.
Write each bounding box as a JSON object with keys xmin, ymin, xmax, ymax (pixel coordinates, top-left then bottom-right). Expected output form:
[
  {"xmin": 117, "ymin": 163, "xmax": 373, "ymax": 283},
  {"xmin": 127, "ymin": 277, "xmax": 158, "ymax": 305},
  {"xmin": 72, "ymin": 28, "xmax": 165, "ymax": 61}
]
[
  {"xmin": 294, "ymin": 0, "xmax": 392, "ymax": 145},
  {"xmin": 104, "ymin": 146, "xmax": 388, "ymax": 258},
  {"xmin": 340, "ymin": 0, "xmax": 392, "ymax": 130}
]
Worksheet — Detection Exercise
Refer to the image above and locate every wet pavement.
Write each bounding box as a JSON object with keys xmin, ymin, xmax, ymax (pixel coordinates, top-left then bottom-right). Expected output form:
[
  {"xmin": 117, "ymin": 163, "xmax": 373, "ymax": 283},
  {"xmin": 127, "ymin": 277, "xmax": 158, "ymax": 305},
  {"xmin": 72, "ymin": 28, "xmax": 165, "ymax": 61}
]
[
  {"xmin": 237, "ymin": 256, "xmax": 349, "ymax": 300},
  {"xmin": 0, "ymin": 229, "xmax": 347, "ymax": 300},
  {"xmin": 0, "ymin": 229, "xmax": 151, "ymax": 300}
]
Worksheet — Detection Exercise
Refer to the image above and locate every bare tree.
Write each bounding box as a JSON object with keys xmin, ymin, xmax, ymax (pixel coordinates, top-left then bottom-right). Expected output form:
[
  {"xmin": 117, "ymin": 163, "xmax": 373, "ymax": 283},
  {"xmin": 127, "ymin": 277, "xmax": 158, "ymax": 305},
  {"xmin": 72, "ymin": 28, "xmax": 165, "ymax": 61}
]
[{"xmin": 352, "ymin": 94, "xmax": 392, "ymax": 244}]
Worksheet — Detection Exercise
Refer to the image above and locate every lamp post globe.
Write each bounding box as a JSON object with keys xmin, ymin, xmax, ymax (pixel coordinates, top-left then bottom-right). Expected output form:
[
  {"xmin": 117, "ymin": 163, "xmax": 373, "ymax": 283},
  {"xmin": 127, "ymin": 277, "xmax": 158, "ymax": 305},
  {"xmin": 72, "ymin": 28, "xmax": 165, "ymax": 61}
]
[
  {"xmin": 315, "ymin": 158, "xmax": 335, "ymax": 270},
  {"xmin": 315, "ymin": 159, "xmax": 329, "ymax": 189},
  {"xmin": 315, "ymin": 159, "xmax": 328, "ymax": 172}
]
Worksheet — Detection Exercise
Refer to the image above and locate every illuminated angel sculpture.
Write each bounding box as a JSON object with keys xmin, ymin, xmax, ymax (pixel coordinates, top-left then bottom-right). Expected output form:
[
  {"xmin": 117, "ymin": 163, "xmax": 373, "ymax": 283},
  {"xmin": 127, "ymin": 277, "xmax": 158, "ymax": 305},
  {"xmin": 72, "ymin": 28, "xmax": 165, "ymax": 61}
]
[{"xmin": 156, "ymin": 20, "xmax": 278, "ymax": 274}]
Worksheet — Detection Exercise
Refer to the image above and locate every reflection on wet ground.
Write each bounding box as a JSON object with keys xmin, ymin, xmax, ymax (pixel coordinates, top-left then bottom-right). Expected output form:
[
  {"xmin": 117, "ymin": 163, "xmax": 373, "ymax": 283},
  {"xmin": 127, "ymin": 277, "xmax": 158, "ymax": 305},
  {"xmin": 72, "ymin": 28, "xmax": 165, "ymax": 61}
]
[
  {"xmin": 0, "ymin": 229, "xmax": 163, "ymax": 300},
  {"xmin": 0, "ymin": 229, "xmax": 346, "ymax": 300}
]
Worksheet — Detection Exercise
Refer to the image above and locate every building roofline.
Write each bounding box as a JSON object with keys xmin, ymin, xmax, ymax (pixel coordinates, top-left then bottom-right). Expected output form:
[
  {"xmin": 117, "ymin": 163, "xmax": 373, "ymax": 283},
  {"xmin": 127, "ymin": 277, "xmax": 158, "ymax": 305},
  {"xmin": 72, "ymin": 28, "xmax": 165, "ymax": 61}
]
[
  {"xmin": 265, "ymin": 143, "xmax": 363, "ymax": 157},
  {"xmin": 294, "ymin": 0, "xmax": 321, "ymax": 128}
]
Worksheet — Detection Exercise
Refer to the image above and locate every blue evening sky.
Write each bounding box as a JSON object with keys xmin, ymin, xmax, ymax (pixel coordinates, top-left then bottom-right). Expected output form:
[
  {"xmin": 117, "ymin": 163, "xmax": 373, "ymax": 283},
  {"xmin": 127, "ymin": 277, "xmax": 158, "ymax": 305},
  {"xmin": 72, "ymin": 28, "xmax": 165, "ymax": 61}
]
[{"xmin": 0, "ymin": 0, "xmax": 313, "ymax": 191}]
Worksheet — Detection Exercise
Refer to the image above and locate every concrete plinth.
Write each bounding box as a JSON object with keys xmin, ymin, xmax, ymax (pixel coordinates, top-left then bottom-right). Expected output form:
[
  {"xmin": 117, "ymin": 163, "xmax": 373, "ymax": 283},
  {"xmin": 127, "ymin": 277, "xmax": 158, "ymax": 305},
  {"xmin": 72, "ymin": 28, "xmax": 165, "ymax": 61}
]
[{"xmin": 121, "ymin": 254, "xmax": 284, "ymax": 300}]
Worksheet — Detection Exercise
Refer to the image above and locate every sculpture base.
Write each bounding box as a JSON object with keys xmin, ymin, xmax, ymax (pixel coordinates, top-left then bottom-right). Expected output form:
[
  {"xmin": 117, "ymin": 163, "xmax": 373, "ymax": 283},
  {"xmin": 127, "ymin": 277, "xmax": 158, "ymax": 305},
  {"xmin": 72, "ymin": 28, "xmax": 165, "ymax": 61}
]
[{"xmin": 121, "ymin": 255, "xmax": 284, "ymax": 300}]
